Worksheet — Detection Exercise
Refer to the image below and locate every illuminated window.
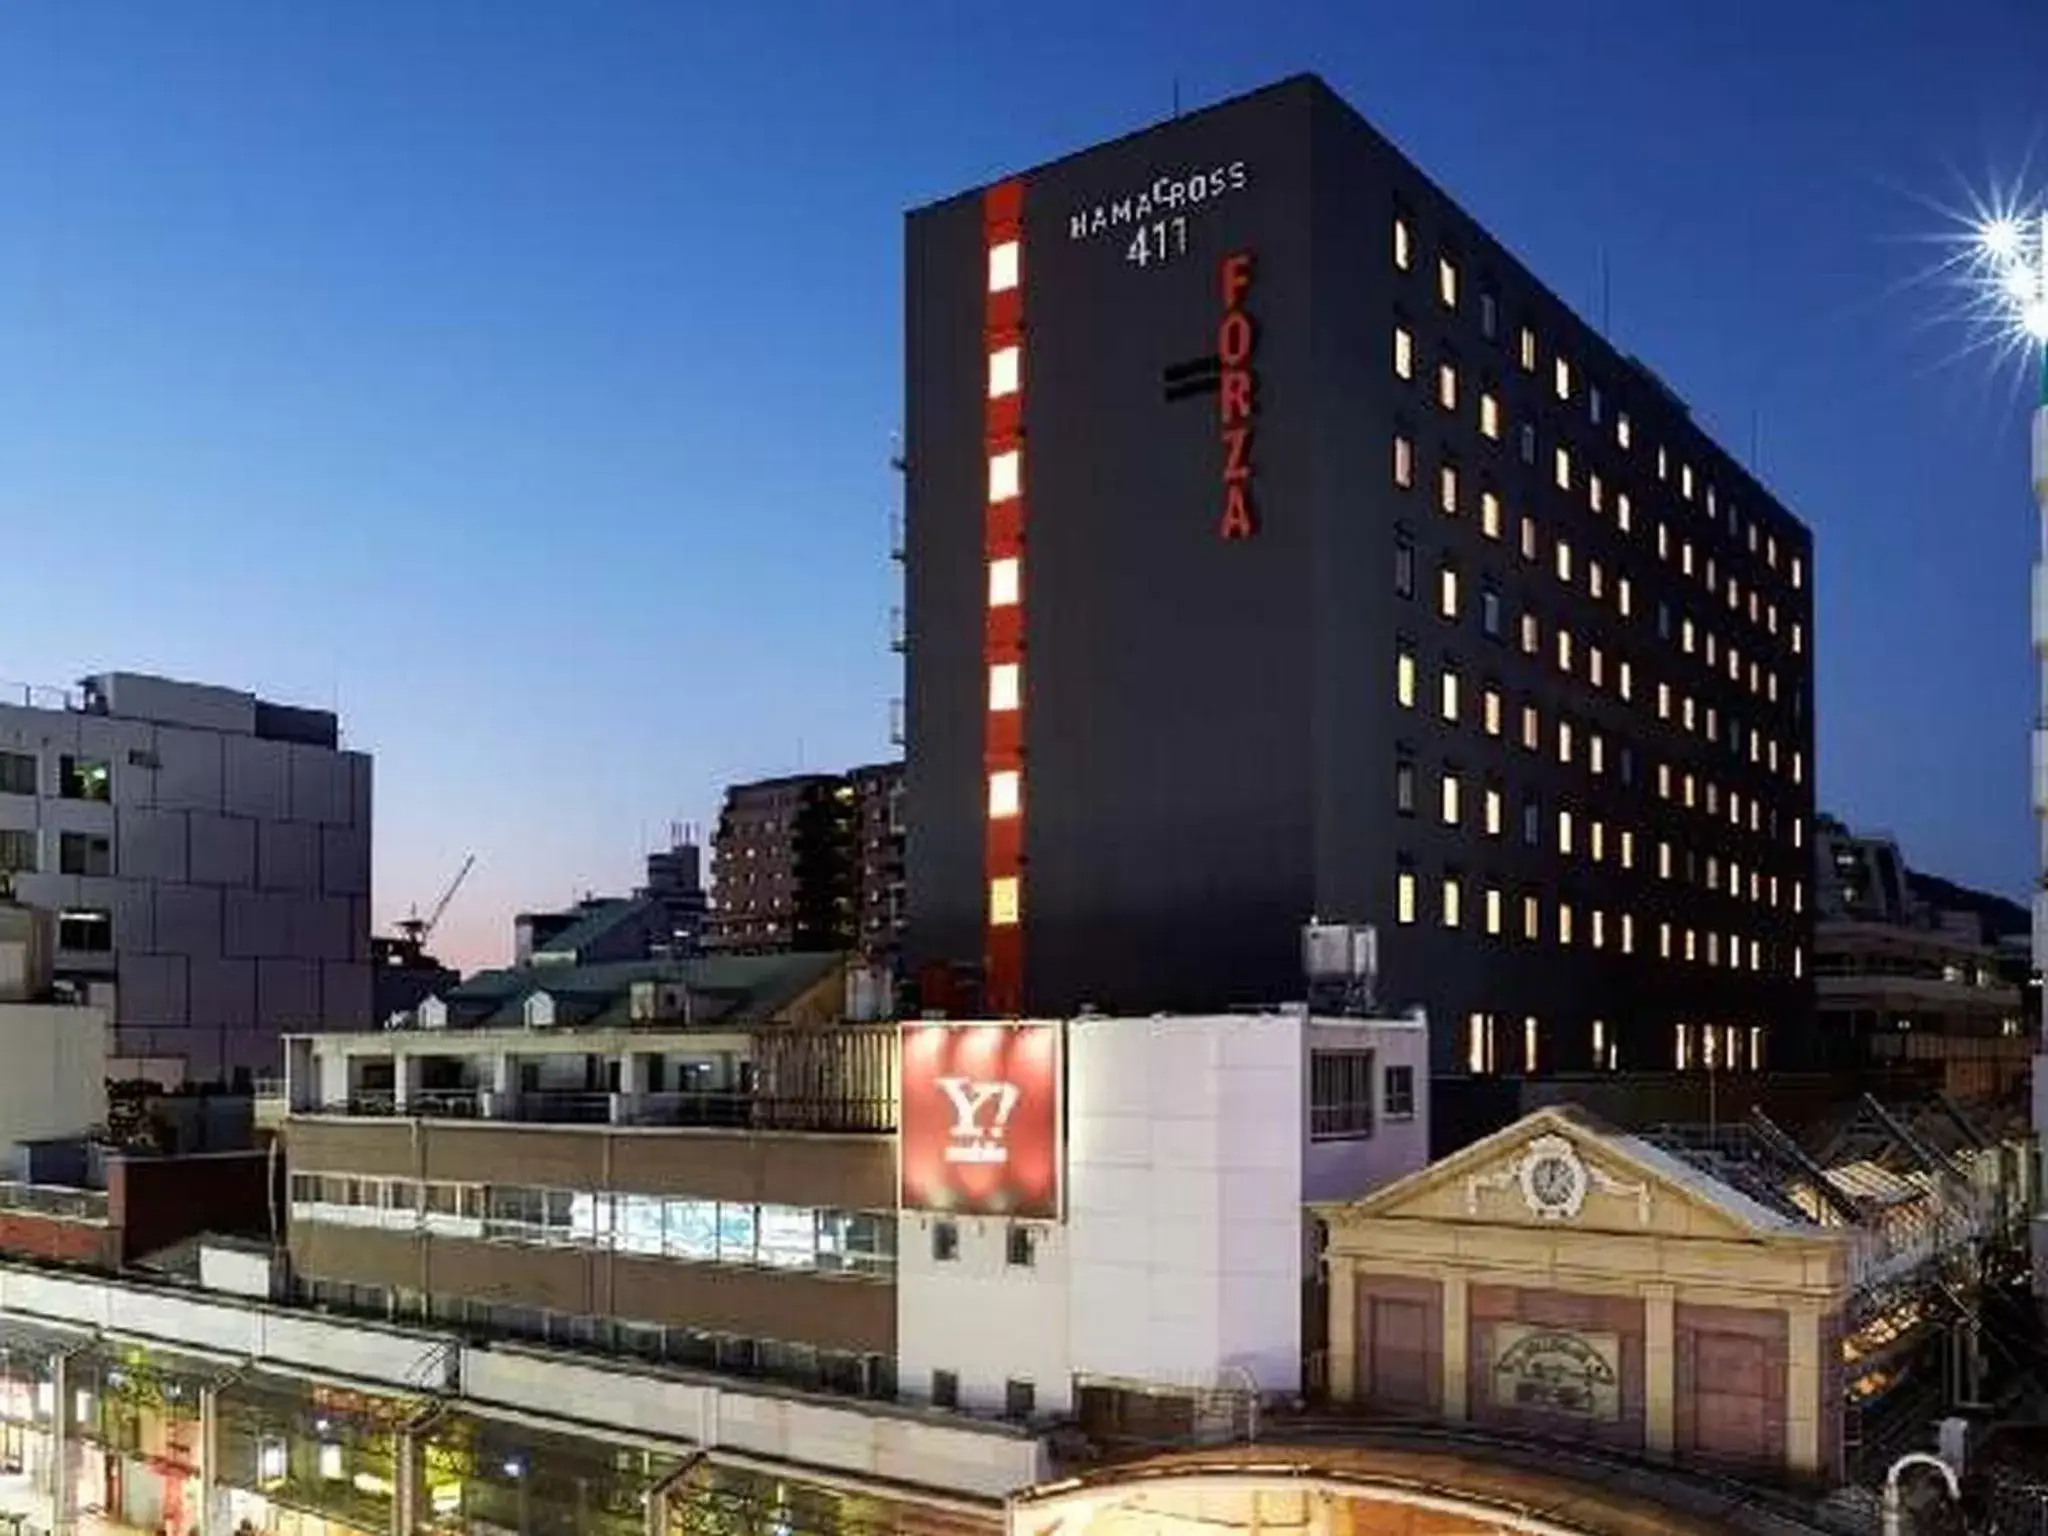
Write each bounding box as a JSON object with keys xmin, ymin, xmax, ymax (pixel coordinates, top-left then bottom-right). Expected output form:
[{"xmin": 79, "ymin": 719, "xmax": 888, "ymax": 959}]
[
  {"xmin": 988, "ymin": 449, "xmax": 1021, "ymax": 503},
  {"xmin": 1553, "ymin": 445, "xmax": 1572, "ymax": 490},
  {"xmin": 1558, "ymin": 718, "xmax": 1574, "ymax": 764},
  {"xmin": 1442, "ymin": 876, "xmax": 1463, "ymax": 929},
  {"xmin": 1793, "ymin": 881, "xmax": 1805, "ymax": 914},
  {"xmin": 1657, "ymin": 763, "xmax": 1673, "ymax": 801},
  {"xmin": 1438, "ymin": 564, "xmax": 1460, "ymax": 619},
  {"xmin": 1437, "ymin": 254, "xmax": 1458, "ymax": 308},
  {"xmin": 988, "ymin": 662, "xmax": 1021, "ymax": 712},
  {"xmin": 1658, "ymin": 841, "xmax": 1672, "ymax": 879},
  {"xmin": 1484, "ymin": 886, "xmax": 1503, "ymax": 935},
  {"xmin": 1617, "ymin": 492, "xmax": 1633, "ymax": 533},
  {"xmin": 1793, "ymin": 817, "xmax": 1805, "ymax": 850},
  {"xmin": 1684, "ymin": 929, "xmax": 1697, "ymax": 963},
  {"xmin": 1622, "ymin": 914, "xmax": 1635, "ymax": 955},
  {"xmin": 1518, "ymin": 326, "xmax": 1536, "ymax": 372},
  {"xmin": 1657, "ymin": 682, "xmax": 1670, "ymax": 721},
  {"xmin": 1592, "ymin": 1018, "xmax": 1609, "ymax": 1065},
  {"xmin": 1617, "ymin": 412, "xmax": 1632, "ymax": 449},
  {"xmin": 1589, "ymin": 647, "xmax": 1605, "ymax": 690},
  {"xmin": 1557, "ymin": 903, "xmax": 1574, "ymax": 946},
  {"xmin": 988, "ymin": 344, "xmax": 1021, "ymax": 398},
  {"xmin": 1620, "ymin": 830, "xmax": 1635, "ymax": 869},
  {"xmin": 1393, "ymin": 216, "xmax": 1412, "ymax": 271},
  {"xmin": 1682, "ymin": 617, "xmax": 1695, "ymax": 653},
  {"xmin": 1792, "ymin": 621, "xmax": 1804, "ymax": 656},
  {"xmin": 1466, "ymin": 1012, "xmax": 1495, "ymax": 1073},
  {"xmin": 1657, "ymin": 446, "xmax": 1669, "ymax": 481},
  {"xmin": 1437, "ymin": 362, "xmax": 1458, "ymax": 412},
  {"xmin": 1657, "ymin": 522, "xmax": 1669, "ymax": 560},
  {"xmin": 1484, "ymin": 785, "xmax": 1503, "ymax": 835},
  {"xmin": 1683, "ymin": 772, "xmax": 1696, "ymax": 808},
  {"xmin": 1587, "ymin": 473, "xmax": 1603, "ymax": 513},
  {"xmin": 988, "ymin": 557, "xmax": 1021, "ymax": 607},
  {"xmin": 1749, "ymin": 1025, "xmax": 1764, "ymax": 1066},
  {"xmin": 1553, "ymin": 356, "xmax": 1571, "ymax": 400},
  {"xmin": 1522, "ymin": 893, "xmax": 1540, "ymax": 940},
  {"xmin": 988, "ymin": 241, "xmax": 1020, "ymax": 293},
  {"xmin": 1556, "ymin": 630, "xmax": 1573, "ymax": 675},
  {"xmin": 1396, "ymin": 870, "xmax": 1417, "ymax": 925},
  {"xmin": 1555, "ymin": 540, "xmax": 1573, "ymax": 585},
  {"xmin": 1590, "ymin": 733, "xmax": 1605, "ymax": 775},
  {"xmin": 1520, "ymin": 703, "xmax": 1539, "ymax": 750},
  {"xmin": 1767, "ymin": 534, "xmax": 1779, "ymax": 570},
  {"xmin": 1591, "ymin": 909, "xmax": 1606, "ymax": 949},
  {"xmin": 1706, "ymin": 706, "xmax": 1718, "ymax": 742},
  {"xmin": 1523, "ymin": 1016, "xmax": 1539, "ymax": 1074},
  {"xmin": 1396, "ymin": 646, "xmax": 1416, "ymax": 707},
  {"xmin": 989, "ymin": 876, "xmax": 1021, "ymax": 926},
  {"xmin": 1519, "ymin": 516, "xmax": 1538, "ymax": 562},
  {"xmin": 1483, "ymin": 687, "xmax": 1502, "ymax": 737},
  {"xmin": 1440, "ymin": 772, "xmax": 1461, "ymax": 826},
  {"xmin": 1480, "ymin": 391, "xmax": 1500, "ymax": 439},
  {"xmin": 1439, "ymin": 463, "xmax": 1460, "ymax": 514},
  {"xmin": 1590, "ymin": 820, "xmax": 1605, "ymax": 862},
  {"xmin": 1440, "ymin": 668, "xmax": 1460, "ymax": 723},
  {"xmin": 1520, "ymin": 611, "xmax": 1539, "ymax": 655},
  {"xmin": 1393, "ymin": 435, "xmax": 1414, "ymax": 488},
  {"xmin": 1794, "ymin": 947, "xmax": 1805, "ymax": 979},
  {"xmin": 1680, "ymin": 463, "xmax": 1694, "ymax": 501},
  {"xmin": 1707, "ymin": 932, "xmax": 1720, "ymax": 967},
  {"xmin": 1673, "ymin": 1022, "xmax": 1690, "ymax": 1069},
  {"xmin": 1393, "ymin": 326, "xmax": 1414, "ymax": 379},
  {"xmin": 1557, "ymin": 808, "xmax": 1574, "ymax": 854},
  {"xmin": 1479, "ymin": 290, "xmax": 1498, "ymax": 336},
  {"xmin": 1618, "ymin": 660, "xmax": 1633, "ymax": 700},
  {"xmin": 1481, "ymin": 491, "xmax": 1502, "ymax": 539},
  {"xmin": 1659, "ymin": 922, "xmax": 1672, "ymax": 959},
  {"xmin": 1791, "ymin": 554, "xmax": 1804, "ymax": 590},
  {"xmin": 1588, "ymin": 560, "xmax": 1604, "ymax": 600},
  {"xmin": 1618, "ymin": 577, "xmax": 1633, "ymax": 617},
  {"xmin": 987, "ymin": 769, "xmax": 1021, "ymax": 819},
  {"xmin": 1682, "ymin": 695, "xmax": 1695, "ymax": 733}
]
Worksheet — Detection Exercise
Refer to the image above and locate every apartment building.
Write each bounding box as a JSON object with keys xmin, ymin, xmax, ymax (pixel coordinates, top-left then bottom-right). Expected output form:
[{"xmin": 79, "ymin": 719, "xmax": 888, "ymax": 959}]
[
  {"xmin": 904, "ymin": 74, "xmax": 1814, "ymax": 1146},
  {"xmin": 0, "ymin": 672, "xmax": 371, "ymax": 1082}
]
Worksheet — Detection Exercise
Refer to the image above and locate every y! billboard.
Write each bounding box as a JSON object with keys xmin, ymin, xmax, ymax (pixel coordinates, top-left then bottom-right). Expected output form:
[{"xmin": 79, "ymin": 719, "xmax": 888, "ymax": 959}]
[{"xmin": 899, "ymin": 1021, "xmax": 1062, "ymax": 1218}]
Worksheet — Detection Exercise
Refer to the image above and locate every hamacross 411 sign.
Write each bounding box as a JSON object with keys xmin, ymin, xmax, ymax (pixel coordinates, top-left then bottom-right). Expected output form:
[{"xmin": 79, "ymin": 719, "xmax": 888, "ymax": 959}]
[{"xmin": 898, "ymin": 1022, "xmax": 1062, "ymax": 1219}]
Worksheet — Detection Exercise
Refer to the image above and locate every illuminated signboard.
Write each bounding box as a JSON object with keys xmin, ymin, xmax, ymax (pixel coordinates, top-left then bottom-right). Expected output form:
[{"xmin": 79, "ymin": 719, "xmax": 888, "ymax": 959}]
[
  {"xmin": 1219, "ymin": 250, "xmax": 1258, "ymax": 539},
  {"xmin": 899, "ymin": 1021, "xmax": 1062, "ymax": 1219}
]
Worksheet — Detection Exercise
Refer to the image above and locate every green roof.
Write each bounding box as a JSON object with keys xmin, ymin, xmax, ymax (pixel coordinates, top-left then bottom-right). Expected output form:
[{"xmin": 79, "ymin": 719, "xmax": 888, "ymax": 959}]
[{"xmin": 441, "ymin": 951, "xmax": 843, "ymax": 1031}]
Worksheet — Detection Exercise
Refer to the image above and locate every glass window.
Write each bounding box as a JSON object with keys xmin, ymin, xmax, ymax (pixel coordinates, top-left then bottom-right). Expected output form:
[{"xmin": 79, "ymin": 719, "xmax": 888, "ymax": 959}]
[
  {"xmin": 619, "ymin": 1195, "xmax": 665, "ymax": 1256},
  {"xmin": 0, "ymin": 753, "xmax": 35, "ymax": 797},
  {"xmin": 1393, "ymin": 435, "xmax": 1414, "ymax": 488},
  {"xmin": 1393, "ymin": 216, "xmax": 1412, "ymax": 270},
  {"xmin": 1395, "ymin": 538, "xmax": 1415, "ymax": 598},
  {"xmin": 1438, "ymin": 253, "xmax": 1458, "ymax": 308},
  {"xmin": 1395, "ymin": 869, "xmax": 1417, "ymax": 925},
  {"xmin": 1440, "ymin": 772, "xmax": 1461, "ymax": 826},
  {"xmin": 1393, "ymin": 326, "xmax": 1414, "ymax": 379},
  {"xmin": 1438, "ymin": 564, "xmax": 1460, "ymax": 619},
  {"xmin": 1479, "ymin": 391, "xmax": 1500, "ymax": 439},
  {"xmin": 718, "ymin": 1202, "xmax": 759, "ymax": 1263},
  {"xmin": 988, "ymin": 556, "xmax": 1021, "ymax": 607},
  {"xmin": 58, "ymin": 757, "xmax": 109, "ymax": 803},
  {"xmin": 665, "ymin": 1199, "xmax": 717, "ymax": 1259},
  {"xmin": 988, "ymin": 769, "xmax": 1021, "ymax": 819},
  {"xmin": 1518, "ymin": 326, "xmax": 1536, "ymax": 372},
  {"xmin": 757, "ymin": 1205, "xmax": 816, "ymax": 1268},
  {"xmin": 988, "ymin": 345, "xmax": 1020, "ymax": 399},
  {"xmin": 1481, "ymin": 491, "xmax": 1502, "ymax": 539},
  {"xmin": 1396, "ymin": 646, "xmax": 1417, "ymax": 707},
  {"xmin": 1395, "ymin": 758, "xmax": 1416, "ymax": 815},
  {"xmin": 1441, "ymin": 876, "xmax": 1462, "ymax": 929},
  {"xmin": 1437, "ymin": 361, "xmax": 1457, "ymax": 412},
  {"xmin": 990, "ymin": 876, "xmax": 1021, "ymax": 926},
  {"xmin": 988, "ymin": 241, "xmax": 1020, "ymax": 293},
  {"xmin": 988, "ymin": 662, "xmax": 1021, "ymax": 712},
  {"xmin": 1438, "ymin": 462, "xmax": 1459, "ymax": 514},
  {"xmin": 987, "ymin": 448, "xmax": 1020, "ymax": 503},
  {"xmin": 1439, "ymin": 668, "xmax": 1460, "ymax": 723},
  {"xmin": 1553, "ymin": 356, "xmax": 1571, "ymax": 400}
]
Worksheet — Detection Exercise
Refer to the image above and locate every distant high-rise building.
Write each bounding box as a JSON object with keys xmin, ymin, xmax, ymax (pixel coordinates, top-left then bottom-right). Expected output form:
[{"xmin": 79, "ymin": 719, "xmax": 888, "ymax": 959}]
[
  {"xmin": 0, "ymin": 671, "xmax": 372, "ymax": 1083},
  {"xmin": 642, "ymin": 829, "xmax": 710, "ymax": 956},
  {"xmin": 705, "ymin": 774, "xmax": 858, "ymax": 954},
  {"xmin": 849, "ymin": 762, "xmax": 906, "ymax": 966}
]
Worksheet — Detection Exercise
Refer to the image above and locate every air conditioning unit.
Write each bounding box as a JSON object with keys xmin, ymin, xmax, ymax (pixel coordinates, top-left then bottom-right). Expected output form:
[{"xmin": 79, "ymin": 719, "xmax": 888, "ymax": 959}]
[{"xmin": 523, "ymin": 992, "xmax": 557, "ymax": 1030}]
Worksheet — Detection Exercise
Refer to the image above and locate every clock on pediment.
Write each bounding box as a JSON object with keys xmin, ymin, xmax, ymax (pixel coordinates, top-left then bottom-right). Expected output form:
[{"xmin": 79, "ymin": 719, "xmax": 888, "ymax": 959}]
[{"xmin": 1516, "ymin": 1134, "xmax": 1588, "ymax": 1220}]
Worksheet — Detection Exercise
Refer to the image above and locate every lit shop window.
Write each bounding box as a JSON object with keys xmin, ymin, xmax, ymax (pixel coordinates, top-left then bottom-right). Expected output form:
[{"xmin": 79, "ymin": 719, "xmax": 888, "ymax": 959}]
[
  {"xmin": 988, "ymin": 241, "xmax": 1020, "ymax": 293},
  {"xmin": 1393, "ymin": 326, "xmax": 1414, "ymax": 379},
  {"xmin": 1396, "ymin": 870, "xmax": 1417, "ymax": 925},
  {"xmin": 1393, "ymin": 216, "xmax": 1412, "ymax": 271},
  {"xmin": 1441, "ymin": 877, "xmax": 1463, "ymax": 929},
  {"xmin": 1393, "ymin": 435, "xmax": 1415, "ymax": 488},
  {"xmin": 1438, "ymin": 254, "xmax": 1459, "ymax": 308},
  {"xmin": 988, "ymin": 556, "xmax": 1021, "ymax": 607},
  {"xmin": 988, "ymin": 345, "xmax": 1020, "ymax": 399},
  {"xmin": 989, "ymin": 877, "xmax": 1021, "ymax": 926},
  {"xmin": 987, "ymin": 770, "xmax": 1021, "ymax": 819},
  {"xmin": 1437, "ymin": 362, "xmax": 1458, "ymax": 412},
  {"xmin": 1480, "ymin": 391, "xmax": 1501, "ymax": 440},
  {"xmin": 988, "ymin": 449, "xmax": 1021, "ymax": 503},
  {"xmin": 1553, "ymin": 356, "xmax": 1571, "ymax": 400},
  {"xmin": 988, "ymin": 662, "xmax": 1020, "ymax": 712}
]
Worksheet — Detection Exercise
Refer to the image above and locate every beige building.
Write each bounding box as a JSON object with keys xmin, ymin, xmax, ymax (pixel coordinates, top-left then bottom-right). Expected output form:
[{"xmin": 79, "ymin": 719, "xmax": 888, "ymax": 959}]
[{"xmin": 1317, "ymin": 1107, "xmax": 1861, "ymax": 1484}]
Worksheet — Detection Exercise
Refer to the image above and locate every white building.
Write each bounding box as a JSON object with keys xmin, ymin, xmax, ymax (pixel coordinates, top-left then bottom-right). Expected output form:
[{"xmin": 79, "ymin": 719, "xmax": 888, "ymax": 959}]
[
  {"xmin": 896, "ymin": 1010, "xmax": 1430, "ymax": 1420},
  {"xmin": 0, "ymin": 672, "xmax": 371, "ymax": 1083},
  {"xmin": 0, "ymin": 897, "xmax": 107, "ymax": 1146}
]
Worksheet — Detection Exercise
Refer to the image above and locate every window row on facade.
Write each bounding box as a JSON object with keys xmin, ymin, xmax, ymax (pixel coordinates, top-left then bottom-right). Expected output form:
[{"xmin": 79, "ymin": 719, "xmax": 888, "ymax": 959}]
[
  {"xmin": 1390, "ymin": 217, "xmax": 1807, "ymax": 604},
  {"xmin": 1460, "ymin": 1010, "xmax": 1769, "ymax": 1076}
]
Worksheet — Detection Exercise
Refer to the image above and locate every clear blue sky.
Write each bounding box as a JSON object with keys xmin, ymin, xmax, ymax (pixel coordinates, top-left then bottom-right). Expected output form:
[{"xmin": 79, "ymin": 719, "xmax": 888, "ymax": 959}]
[{"xmin": 0, "ymin": 1, "xmax": 2040, "ymax": 969}]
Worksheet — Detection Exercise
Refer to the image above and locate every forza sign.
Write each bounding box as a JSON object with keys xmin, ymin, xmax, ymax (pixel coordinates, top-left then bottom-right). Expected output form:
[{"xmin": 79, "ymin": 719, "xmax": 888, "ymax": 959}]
[
  {"xmin": 1219, "ymin": 250, "xmax": 1259, "ymax": 540},
  {"xmin": 900, "ymin": 1022, "xmax": 1062, "ymax": 1218}
]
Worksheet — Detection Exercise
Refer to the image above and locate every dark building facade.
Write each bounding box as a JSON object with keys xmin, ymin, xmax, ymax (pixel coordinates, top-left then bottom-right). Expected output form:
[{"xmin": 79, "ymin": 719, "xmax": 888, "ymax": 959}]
[
  {"xmin": 904, "ymin": 75, "xmax": 1814, "ymax": 1134},
  {"xmin": 850, "ymin": 761, "xmax": 907, "ymax": 965},
  {"xmin": 643, "ymin": 831, "xmax": 711, "ymax": 956}
]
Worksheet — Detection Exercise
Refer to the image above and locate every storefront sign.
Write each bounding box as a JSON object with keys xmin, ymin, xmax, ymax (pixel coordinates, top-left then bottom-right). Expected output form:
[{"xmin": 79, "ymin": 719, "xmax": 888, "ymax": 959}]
[
  {"xmin": 899, "ymin": 1022, "xmax": 1061, "ymax": 1218},
  {"xmin": 1219, "ymin": 251, "xmax": 1258, "ymax": 539},
  {"xmin": 1489, "ymin": 1324, "xmax": 1622, "ymax": 1421}
]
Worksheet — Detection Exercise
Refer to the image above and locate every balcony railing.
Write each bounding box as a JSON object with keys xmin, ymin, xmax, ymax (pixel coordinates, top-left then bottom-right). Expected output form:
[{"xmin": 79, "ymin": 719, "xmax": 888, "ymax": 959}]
[
  {"xmin": 0, "ymin": 1181, "xmax": 109, "ymax": 1224},
  {"xmin": 319, "ymin": 1090, "xmax": 895, "ymax": 1134}
]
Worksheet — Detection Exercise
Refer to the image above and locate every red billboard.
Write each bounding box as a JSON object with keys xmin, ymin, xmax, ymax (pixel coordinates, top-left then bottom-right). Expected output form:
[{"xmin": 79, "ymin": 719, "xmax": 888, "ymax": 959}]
[{"xmin": 899, "ymin": 1021, "xmax": 1062, "ymax": 1219}]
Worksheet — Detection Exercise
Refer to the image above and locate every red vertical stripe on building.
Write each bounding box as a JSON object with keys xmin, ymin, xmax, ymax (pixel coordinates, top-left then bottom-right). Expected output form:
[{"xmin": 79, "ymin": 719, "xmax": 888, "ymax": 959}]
[{"xmin": 982, "ymin": 179, "xmax": 1026, "ymax": 1016}]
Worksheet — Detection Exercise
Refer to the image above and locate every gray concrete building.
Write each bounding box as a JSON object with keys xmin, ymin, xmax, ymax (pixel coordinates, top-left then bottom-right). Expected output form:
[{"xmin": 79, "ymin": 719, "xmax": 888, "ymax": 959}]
[{"xmin": 0, "ymin": 672, "xmax": 371, "ymax": 1083}]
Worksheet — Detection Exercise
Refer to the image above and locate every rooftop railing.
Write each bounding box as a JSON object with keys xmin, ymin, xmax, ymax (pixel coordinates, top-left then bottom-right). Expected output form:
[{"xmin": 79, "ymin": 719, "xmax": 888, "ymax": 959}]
[
  {"xmin": 0, "ymin": 1181, "xmax": 109, "ymax": 1224},
  {"xmin": 320, "ymin": 1089, "xmax": 894, "ymax": 1134}
]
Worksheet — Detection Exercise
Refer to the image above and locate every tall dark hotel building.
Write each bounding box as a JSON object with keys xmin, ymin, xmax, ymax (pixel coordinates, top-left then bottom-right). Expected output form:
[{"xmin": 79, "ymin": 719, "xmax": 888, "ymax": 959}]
[{"xmin": 905, "ymin": 76, "xmax": 1814, "ymax": 1129}]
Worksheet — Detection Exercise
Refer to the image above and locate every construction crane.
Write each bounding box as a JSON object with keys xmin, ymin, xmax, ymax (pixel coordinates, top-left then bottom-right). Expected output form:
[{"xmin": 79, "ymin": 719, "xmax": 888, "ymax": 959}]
[{"xmin": 397, "ymin": 854, "xmax": 476, "ymax": 955}]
